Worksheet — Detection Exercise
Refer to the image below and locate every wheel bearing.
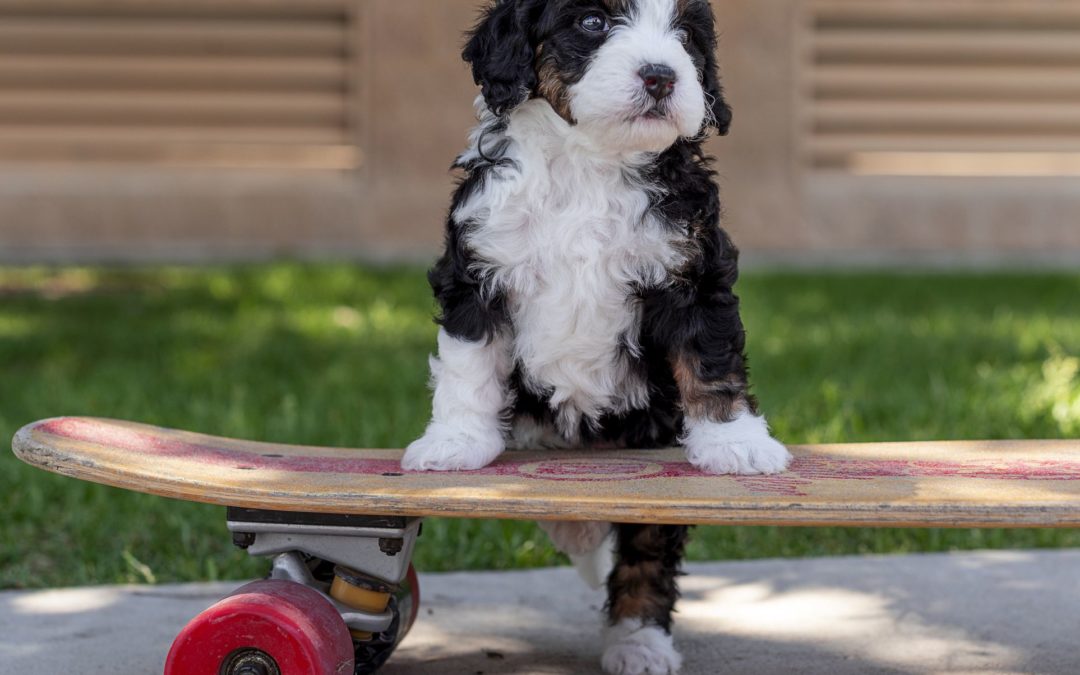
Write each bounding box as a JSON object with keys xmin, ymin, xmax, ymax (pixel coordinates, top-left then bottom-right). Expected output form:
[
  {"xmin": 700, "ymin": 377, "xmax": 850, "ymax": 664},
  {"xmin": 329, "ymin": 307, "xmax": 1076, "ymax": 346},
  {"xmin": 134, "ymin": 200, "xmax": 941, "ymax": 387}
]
[{"xmin": 221, "ymin": 648, "xmax": 280, "ymax": 675}]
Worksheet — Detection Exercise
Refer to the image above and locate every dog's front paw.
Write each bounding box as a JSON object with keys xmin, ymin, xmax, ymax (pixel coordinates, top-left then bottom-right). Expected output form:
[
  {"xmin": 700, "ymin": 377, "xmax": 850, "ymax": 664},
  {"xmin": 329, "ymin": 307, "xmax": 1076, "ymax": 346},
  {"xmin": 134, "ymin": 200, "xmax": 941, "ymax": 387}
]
[
  {"xmin": 402, "ymin": 422, "xmax": 504, "ymax": 471},
  {"xmin": 602, "ymin": 621, "xmax": 682, "ymax": 675},
  {"xmin": 682, "ymin": 412, "xmax": 791, "ymax": 476}
]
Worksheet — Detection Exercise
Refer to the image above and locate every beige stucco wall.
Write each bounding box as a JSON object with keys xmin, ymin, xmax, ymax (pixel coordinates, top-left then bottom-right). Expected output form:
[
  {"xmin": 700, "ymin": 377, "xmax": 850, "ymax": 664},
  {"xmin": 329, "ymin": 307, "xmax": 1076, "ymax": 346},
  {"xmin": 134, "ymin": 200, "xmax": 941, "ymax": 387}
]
[{"xmin": 1, "ymin": 0, "xmax": 1078, "ymax": 264}]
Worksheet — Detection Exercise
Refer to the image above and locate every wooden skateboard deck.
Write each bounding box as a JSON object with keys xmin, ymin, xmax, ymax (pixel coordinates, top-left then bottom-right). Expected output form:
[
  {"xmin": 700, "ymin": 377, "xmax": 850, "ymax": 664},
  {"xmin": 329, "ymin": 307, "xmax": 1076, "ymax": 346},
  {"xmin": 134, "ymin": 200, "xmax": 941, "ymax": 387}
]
[{"xmin": 13, "ymin": 417, "xmax": 1080, "ymax": 528}]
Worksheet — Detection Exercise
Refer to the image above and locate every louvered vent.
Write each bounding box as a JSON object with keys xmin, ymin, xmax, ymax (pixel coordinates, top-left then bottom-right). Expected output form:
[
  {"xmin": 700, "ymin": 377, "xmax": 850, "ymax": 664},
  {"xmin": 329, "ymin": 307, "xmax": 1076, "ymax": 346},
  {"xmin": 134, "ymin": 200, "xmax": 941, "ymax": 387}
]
[
  {"xmin": 0, "ymin": 1, "xmax": 359, "ymax": 169},
  {"xmin": 807, "ymin": 1, "xmax": 1080, "ymax": 176}
]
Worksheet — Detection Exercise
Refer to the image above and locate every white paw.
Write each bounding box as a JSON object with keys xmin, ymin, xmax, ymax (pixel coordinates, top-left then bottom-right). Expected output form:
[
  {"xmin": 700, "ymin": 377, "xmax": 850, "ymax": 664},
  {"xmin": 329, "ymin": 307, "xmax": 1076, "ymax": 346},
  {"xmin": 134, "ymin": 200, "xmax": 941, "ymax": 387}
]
[
  {"xmin": 602, "ymin": 621, "xmax": 682, "ymax": 675},
  {"xmin": 682, "ymin": 411, "xmax": 792, "ymax": 476},
  {"xmin": 402, "ymin": 422, "xmax": 504, "ymax": 471}
]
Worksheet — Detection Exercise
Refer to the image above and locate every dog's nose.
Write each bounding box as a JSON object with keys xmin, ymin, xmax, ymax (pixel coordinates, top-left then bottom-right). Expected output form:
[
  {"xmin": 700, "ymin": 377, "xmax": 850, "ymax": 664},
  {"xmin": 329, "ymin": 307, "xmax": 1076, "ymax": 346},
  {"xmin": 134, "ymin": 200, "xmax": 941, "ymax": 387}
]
[{"xmin": 639, "ymin": 64, "xmax": 677, "ymax": 101}]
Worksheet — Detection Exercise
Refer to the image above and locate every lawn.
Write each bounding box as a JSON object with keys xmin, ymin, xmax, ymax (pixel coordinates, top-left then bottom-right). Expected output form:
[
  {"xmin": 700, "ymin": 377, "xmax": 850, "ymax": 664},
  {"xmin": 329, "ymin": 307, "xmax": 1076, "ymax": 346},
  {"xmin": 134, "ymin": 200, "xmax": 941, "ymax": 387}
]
[{"xmin": 1, "ymin": 265, "xmax": 1078, "ymax": 589}]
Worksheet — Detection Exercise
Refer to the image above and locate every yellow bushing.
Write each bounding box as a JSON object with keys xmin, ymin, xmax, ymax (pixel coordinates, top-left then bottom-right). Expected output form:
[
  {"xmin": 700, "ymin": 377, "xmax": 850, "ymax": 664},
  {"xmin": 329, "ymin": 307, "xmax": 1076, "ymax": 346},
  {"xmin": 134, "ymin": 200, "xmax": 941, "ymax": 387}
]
[{"xmin": 331, "ymin": 571, "xmax": 392, "ymax": 641}]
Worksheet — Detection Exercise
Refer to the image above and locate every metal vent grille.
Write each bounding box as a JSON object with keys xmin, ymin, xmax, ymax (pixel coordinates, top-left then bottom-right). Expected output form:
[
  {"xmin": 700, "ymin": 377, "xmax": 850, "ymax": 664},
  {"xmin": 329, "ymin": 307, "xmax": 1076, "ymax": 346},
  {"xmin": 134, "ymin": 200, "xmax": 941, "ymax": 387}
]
[
  {"xmin": 0, "ymin": 0, "xmax": 360, "ymax": 169},
  {"xmin": 806, "ymin": 1, "xmax": 1080, "ymax": 176}
]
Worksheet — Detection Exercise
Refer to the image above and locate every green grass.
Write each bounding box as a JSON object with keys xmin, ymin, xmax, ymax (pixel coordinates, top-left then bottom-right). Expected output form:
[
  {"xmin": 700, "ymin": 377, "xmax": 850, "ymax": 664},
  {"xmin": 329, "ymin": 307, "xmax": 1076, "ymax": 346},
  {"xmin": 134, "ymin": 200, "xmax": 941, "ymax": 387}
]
[{"xmin": 1, "ymin": 265, "xmax": 1078, "ymax": 589}]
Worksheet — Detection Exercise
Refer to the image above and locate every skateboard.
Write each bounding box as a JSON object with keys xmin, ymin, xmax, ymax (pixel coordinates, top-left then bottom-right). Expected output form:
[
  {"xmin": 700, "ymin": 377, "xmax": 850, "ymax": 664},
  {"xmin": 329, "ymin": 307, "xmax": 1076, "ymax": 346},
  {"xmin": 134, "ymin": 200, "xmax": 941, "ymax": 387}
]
[{"xmin": 13, "ymin": 416, "xmax": 1080, "ymax": 675}]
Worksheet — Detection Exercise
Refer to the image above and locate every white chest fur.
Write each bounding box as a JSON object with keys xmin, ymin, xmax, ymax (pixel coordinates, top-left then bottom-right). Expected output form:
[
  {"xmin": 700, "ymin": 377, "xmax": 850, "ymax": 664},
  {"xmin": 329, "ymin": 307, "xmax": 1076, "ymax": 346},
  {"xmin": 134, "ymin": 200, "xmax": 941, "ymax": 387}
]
[{"xmin": 455, "ymin": 102, "xmax": 685, "ymax": 437}]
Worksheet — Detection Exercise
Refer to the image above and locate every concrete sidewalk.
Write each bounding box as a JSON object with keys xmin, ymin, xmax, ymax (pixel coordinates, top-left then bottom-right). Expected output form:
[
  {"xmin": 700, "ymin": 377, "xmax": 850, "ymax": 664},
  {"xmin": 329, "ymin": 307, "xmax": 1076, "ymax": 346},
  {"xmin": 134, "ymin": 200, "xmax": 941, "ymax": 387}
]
[{"xmin": 2, "ymin": 551, "xmax": 1078, "ymax": 674}]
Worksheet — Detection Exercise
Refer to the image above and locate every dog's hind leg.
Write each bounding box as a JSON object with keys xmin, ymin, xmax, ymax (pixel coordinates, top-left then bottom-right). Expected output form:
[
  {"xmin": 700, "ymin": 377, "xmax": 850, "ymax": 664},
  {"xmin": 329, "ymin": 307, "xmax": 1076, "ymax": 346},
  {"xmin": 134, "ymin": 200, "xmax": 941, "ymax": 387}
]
[
  {"xmin": 601, "ymin": 524, "xmax": 688, "ymax": 675},
  {"xmin": 538, "ymin": 520, "xmax": 615, "ymax": 589}
]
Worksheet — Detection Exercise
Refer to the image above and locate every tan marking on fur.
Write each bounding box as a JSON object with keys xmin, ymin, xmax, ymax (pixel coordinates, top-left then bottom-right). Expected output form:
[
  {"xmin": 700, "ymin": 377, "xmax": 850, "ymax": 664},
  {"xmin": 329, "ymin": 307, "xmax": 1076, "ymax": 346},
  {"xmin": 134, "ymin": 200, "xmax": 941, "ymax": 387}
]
[
  {"xmin": 671, "ymin": 352, "xmax": 749, "ymax": 422},
  {"xmin": 537, "ymin": 49, "xmax": 574, "ymax": 123},
  {"xmin": 610, "ymin": 560, "xmax": 667, "ymax": 620}
]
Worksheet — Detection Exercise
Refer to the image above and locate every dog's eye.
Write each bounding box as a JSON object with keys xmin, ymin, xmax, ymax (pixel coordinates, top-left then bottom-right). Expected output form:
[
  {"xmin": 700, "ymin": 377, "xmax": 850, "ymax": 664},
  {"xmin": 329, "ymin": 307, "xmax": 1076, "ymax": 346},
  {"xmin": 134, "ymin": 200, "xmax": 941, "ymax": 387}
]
[
  {"xmin": 580, "ymin": 13, "xmax": 611, "ymax": 33},
  {"xmin": 676, "ymin": 29, "xmax": 691, "ymax": 46}
]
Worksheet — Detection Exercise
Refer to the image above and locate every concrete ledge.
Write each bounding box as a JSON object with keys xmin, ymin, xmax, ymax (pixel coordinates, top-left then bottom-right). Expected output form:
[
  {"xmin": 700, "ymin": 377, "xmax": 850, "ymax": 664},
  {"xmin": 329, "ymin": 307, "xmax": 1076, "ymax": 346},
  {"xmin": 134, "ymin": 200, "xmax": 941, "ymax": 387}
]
[{"xmin": 2, "ymin": 551, "xmax": 1078, "ymax": 674}]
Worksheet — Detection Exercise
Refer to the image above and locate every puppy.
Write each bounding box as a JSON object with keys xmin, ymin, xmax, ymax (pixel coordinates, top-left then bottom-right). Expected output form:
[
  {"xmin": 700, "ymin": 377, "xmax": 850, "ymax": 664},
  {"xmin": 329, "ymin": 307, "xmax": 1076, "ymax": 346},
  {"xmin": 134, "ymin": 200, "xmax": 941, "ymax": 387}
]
[{"xmin": 404, "ymin": 1, "xmax": 791, "ymax": 672}]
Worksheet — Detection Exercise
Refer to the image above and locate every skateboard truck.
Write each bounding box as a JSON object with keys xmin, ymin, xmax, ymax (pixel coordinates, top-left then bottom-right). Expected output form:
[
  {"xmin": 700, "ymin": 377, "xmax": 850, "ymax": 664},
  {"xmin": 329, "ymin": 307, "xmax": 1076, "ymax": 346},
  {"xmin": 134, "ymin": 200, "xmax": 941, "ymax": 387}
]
[
  {"xmin": 163, "ymin": 508, "xmax": 423, "ymax": 675},
  {"xmin": 225, "ymin": 508, "xmax": 422, "ymax": 589},
  {"xmin": 226, "ymin": 508, "xmax": 422, "ymax": 633}
]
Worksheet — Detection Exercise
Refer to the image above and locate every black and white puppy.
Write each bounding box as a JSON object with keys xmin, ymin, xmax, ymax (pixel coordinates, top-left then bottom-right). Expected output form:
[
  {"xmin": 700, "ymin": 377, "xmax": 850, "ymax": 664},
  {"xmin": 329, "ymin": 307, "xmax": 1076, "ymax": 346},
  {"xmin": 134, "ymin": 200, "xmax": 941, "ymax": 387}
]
[{"xmin": 404, "ymin": 0, "xmax": 791, "ymax": 672}]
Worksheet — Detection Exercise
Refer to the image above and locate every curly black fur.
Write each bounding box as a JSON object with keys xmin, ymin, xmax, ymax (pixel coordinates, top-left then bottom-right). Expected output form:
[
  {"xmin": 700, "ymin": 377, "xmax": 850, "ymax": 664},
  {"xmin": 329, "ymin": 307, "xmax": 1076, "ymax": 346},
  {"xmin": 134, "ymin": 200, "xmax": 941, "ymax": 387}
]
[
  {"xmin": 679, "ymin": 0, "xmax": 733, "ymax": 134},
  {"xmin": 462, "ymin": 0, "xmax": 545, "ymax": 116}
]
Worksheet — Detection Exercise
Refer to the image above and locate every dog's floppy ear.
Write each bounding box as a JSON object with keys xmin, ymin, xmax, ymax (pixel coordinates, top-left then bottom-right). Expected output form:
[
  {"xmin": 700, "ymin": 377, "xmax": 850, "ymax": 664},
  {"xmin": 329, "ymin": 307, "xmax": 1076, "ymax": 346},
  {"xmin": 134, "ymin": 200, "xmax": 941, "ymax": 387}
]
[
  {"xmin": 690, "ymin": 5, "xmax": 733, "ymax": 135},
  {"xmin": 702, "ymin": 58, "xmax": 733, "ymax": 136},
  {"xmin": 463, "ymin": 0, "xmax": 540, "ymax": 117}
]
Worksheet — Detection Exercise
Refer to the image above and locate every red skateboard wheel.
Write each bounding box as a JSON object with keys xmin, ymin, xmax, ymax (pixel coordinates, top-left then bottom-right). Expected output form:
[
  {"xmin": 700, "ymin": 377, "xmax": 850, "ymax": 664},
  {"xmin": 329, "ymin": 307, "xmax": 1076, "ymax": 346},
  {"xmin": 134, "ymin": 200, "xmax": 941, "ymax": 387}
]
[
  {"xmin": 403, "ymin": 564, "xmax": 421, "ymax": 634},
  {"xmin": 164, "ymin": 579, "xmax": 354, "ymax": 675}
]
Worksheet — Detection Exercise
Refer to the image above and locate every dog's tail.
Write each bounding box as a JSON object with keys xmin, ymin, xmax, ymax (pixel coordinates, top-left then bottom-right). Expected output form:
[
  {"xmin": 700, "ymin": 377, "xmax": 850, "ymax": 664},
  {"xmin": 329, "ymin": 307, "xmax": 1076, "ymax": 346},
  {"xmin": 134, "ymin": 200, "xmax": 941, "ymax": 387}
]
[{"xmin": 537, "ymin": 521, "xmax": 616, "ymax": 590}]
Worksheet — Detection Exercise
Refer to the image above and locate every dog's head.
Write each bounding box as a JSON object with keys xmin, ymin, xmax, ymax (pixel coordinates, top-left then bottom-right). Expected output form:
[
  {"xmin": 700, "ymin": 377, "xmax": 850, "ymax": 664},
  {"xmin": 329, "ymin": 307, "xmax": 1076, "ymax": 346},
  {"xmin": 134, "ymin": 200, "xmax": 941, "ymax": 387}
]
[{"xmin": 464, "ymin": 0, "xmax": 732, "ymax": 153}]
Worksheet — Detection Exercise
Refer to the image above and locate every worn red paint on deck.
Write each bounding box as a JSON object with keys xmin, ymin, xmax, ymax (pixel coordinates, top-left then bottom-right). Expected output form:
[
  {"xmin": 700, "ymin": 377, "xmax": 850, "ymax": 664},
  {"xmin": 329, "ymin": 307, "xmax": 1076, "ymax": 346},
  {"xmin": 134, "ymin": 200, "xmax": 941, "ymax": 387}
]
[
  {"xmin": 36, "ymin": 418, "xmax": 1080, "ymax": 497},
  {"xmin": 16, "ymin": 417, "xmax": 1080, "ymax": 527}
]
